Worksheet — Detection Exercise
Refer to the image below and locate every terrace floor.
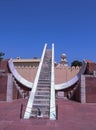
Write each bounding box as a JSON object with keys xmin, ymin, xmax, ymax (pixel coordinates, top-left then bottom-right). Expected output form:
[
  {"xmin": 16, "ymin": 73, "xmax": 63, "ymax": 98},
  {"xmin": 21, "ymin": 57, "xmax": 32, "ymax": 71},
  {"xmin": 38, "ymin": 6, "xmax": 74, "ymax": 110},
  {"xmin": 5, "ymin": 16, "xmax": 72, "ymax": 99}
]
[{"xmin": 0, "ymin": 98, "xmax": 96, "ymax": 130}]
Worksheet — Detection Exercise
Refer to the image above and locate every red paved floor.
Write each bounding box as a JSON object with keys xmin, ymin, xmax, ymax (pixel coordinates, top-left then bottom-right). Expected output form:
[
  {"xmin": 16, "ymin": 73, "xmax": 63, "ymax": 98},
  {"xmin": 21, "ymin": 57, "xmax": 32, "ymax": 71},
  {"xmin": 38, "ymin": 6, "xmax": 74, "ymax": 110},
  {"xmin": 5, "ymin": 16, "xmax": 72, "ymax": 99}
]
[{"xmin": 0, "ymin": 98, "xmax": 96, "ymax": 130}]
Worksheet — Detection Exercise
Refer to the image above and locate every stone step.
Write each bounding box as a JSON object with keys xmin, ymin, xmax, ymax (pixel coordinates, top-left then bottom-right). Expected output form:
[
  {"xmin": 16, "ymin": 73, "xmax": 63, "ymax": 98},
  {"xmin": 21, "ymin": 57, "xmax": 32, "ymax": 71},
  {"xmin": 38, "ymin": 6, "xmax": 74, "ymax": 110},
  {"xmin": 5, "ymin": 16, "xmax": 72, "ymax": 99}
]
[
  {"xmin": 35, "ymin": 93, "xmax": 50, "ymax": 97},
  {"xmin": 39, "ymin": 75, "xmax": 50, "ymax": 77},
  {"xmin": 40, "ymin": 72, "xmax": 50, "ymax": 74},
  {"xmin": 35, "ymin": 95, "xmax": 50, "ymax": 99},
  {"xmin": 40, "ymin": 70, "xmax": 50, "ymax": 73},
  {"xmin": 31, "ymin": 110, "xmax": 49, "ymax": 116},
  {"xmin": 41, "ymin": 70, "xmax": 50, "ymax": 72},
  {"xmin": 39, "ymin": 76, "xmax": 50, "ymax": 79},
  {"xmin": 34, "ymin": 100, "xmax": 49, "ymax": 104},
  {"xmin": 40, "ymin": 71, "xmax": 49, "ymax": 73},
  {"xmin": 36, "ymin": 90, "xmax": 50, "ymax": 93},
  {"xmin": 34, "ymin": 98, "xmax": 49, "ymax": 101},
  {"xmin": 32, "ymin": 107, "xmax": 49, "ymax": 111},
  {"xmin": 40, "ymin": 72, "xmax": 50, "ymax": 75},
  {"xmin": 36, "ymin": 92, "xmax": 50, "ymax": 96},
  {"xmin": 38, "ymin": 80, "xmax": 50, "ymax": 82},
  {"xmin": 33, "ymin": 103, "xmax": 49, "ymax": 108},
  {"xmin": 38, "ymin": 82, "xmax": 50, "ymax": 85},
  {"xmin": 40, "ymin": 70, "xmax": 51, "ymax": 73},
  {"xmin": 38, "ymin": 79, "xmax": 50, "ymax": 81},
  {"xmin": 37, "ymin": 87, "xmax": 50, "ymax": 90},
  {"xmin": 31, "ymin": 109, "xmax": 49, "ymax": 118},
  {"xmin": 40, "ymin": 69, "xmax": 50, "ymax": 71},
  {"xmin": 39, "ymin": 74, "xmax": 50, "ymax": 76},
  {"xmin": 37, "ymin": 84, "xmax": 50, "ymax": 87},
  {"xmin": 35, "ymin": 94, "xmax": 49, "ymax": 97},
  {"xmin": 37, "ymin": 83, "xmax": 50, "ymax": 86}
]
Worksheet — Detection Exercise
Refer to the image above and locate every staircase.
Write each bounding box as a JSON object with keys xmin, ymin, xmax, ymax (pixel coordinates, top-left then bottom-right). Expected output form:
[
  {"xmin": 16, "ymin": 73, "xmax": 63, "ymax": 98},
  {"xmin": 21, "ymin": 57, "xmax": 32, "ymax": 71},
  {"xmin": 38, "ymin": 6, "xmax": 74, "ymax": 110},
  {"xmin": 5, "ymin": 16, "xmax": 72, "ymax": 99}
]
[
  {"xmin": 31, "ymin": 49, "xmax": 52, "ymax": 118},
  {"xmin": 24, "ymin": 44, "xmax": 56, "ymax": 120},
  {"xmin": 13, "ymin": 77, "xmax": 28, "ymax": 99},
  {"xmin": 68, "ymin": 81, "xmax": 80, "ymax": 99}
]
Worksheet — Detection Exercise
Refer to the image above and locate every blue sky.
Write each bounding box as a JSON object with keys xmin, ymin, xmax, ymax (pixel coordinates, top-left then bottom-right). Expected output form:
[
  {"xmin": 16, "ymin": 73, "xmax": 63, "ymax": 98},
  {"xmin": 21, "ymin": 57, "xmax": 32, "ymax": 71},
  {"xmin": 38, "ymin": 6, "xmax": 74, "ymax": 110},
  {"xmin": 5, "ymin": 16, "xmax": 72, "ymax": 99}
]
[{"xmin": 0, "ymin": 0, "xmax": 96, "ymax": 65}]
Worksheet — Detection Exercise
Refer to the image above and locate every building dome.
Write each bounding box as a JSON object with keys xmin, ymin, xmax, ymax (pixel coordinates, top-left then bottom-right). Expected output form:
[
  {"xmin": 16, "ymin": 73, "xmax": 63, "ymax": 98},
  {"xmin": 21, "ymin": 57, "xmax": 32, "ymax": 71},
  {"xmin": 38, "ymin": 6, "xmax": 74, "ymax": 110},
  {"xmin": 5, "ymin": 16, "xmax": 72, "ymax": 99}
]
[
  {"xmin": 61, "ymin": 53, "xmax": 66, "ymax": 59},
  {"xmin": 60, "ymin": 53, "xmax": 68, "ymax": 66}
]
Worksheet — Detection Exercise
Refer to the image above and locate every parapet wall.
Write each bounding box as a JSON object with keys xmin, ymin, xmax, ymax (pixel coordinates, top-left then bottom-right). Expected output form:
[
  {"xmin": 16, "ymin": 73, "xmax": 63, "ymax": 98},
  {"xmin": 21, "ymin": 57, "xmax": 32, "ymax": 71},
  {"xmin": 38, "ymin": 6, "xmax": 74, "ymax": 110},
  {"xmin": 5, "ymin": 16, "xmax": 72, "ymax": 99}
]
[
  {"xmin": 15, "ymin": 65, "xmax": 80, "ymax": 84},
  {"xmin": 15, "ymin": 66, "xmax": 38, "ymax": 83},
  {"xmin": 55, "ymin": 66, "xmax": 80, "ymax": 84}
]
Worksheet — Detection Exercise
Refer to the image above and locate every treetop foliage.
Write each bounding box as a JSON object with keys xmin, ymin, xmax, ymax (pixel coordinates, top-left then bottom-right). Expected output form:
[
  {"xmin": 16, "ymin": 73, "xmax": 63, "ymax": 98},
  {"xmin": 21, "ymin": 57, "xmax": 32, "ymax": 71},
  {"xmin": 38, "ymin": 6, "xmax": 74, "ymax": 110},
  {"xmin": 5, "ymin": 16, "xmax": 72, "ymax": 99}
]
[
  {"xmin": 71, "ymin": 60, "xmax": 82, "ymax": 67},
  {"xmin": 0, "ymin": 52, "xmax": 5, "ymax": 61}
]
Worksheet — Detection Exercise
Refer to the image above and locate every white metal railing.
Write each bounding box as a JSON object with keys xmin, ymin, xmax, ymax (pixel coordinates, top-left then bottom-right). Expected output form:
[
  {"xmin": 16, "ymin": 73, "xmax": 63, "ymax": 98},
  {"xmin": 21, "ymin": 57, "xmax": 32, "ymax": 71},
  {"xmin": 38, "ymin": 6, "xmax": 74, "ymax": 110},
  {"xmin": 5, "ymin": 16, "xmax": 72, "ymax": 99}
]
[{"xmin": 50, "ymin": 44, "xmax": 56, "ymax": 120}]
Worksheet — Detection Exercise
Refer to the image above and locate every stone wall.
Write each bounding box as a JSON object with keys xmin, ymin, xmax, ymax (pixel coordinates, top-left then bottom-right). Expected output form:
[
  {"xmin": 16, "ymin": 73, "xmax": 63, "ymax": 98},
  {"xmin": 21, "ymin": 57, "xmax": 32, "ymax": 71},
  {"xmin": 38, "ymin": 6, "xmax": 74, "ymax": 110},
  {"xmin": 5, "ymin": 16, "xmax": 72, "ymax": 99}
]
[
  {"xmin": 15, "ymin": 65, "xmax": 80, "ymax": 84},
  {"xmin": 0, "ymin": 75, "xmax": 8, "ymax": 101},
  {"xmin": 85, "ymin": 76, "xmax": 96, "ymax": 103},
  {"xmin": 15, "ymin": 66, "xmax": 38, "ymax": 82},
  {"xmin": 0, "ymin": 60, "xmax": 9, "ymax": 101},
  {"xmin": 55, "ymin": 66, "xmax": 80, "ymax": 84},
  {"xmin": 1, "ymin": 59, "xmax": 96, "ymax": 103}
]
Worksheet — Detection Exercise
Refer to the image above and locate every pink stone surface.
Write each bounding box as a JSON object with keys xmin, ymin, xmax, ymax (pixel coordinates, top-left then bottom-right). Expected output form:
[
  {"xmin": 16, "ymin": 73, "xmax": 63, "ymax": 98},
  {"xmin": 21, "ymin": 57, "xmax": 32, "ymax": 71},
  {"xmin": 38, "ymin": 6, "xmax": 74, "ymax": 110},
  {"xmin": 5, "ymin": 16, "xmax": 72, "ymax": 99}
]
[{"xmin": 0, "ymin": 98, "xmax": 96, "ymax": 130}]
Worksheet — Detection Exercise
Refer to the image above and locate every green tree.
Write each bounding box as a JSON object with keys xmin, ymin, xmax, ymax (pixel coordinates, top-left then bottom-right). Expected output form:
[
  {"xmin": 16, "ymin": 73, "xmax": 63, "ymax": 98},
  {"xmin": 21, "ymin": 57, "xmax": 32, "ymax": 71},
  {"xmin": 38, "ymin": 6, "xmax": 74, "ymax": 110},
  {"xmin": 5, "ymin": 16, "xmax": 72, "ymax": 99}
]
[
  {"xmin": 71, "ymin": 60, "xmax": 82, "ymax": 67},
  {"xmin": 0, "ymin": 52, "xmax": 5, "ymax": 61}
]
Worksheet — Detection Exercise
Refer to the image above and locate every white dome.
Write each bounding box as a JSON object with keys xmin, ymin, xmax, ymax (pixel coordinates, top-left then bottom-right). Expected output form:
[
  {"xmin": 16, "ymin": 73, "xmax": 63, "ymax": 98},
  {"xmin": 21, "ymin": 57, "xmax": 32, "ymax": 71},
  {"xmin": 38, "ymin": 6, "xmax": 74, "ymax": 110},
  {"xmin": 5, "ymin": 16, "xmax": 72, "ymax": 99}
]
[{"xmin": 61, "ymin": 53, "xmax": 66, "ymax": 59}]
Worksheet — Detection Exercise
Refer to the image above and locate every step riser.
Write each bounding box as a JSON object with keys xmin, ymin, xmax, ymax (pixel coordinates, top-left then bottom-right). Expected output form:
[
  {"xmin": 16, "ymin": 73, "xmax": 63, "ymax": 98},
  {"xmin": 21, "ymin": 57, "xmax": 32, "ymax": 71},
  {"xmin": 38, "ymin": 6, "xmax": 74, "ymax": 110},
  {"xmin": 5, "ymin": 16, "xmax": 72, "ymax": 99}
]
[
  {"xmin": 36, "ymin": 93, "xmax": 50, "ymax": 96},
  {"xmin": 37, "ymin": 89, "xmax": 50, "ymax": 91},
  {"xmin": 34, "ymin": 101, "xmax": 49, "ymax": 104},
  {"xmin": 37, "ymin": 85, "xmax": 50, "ymax": 87}
]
